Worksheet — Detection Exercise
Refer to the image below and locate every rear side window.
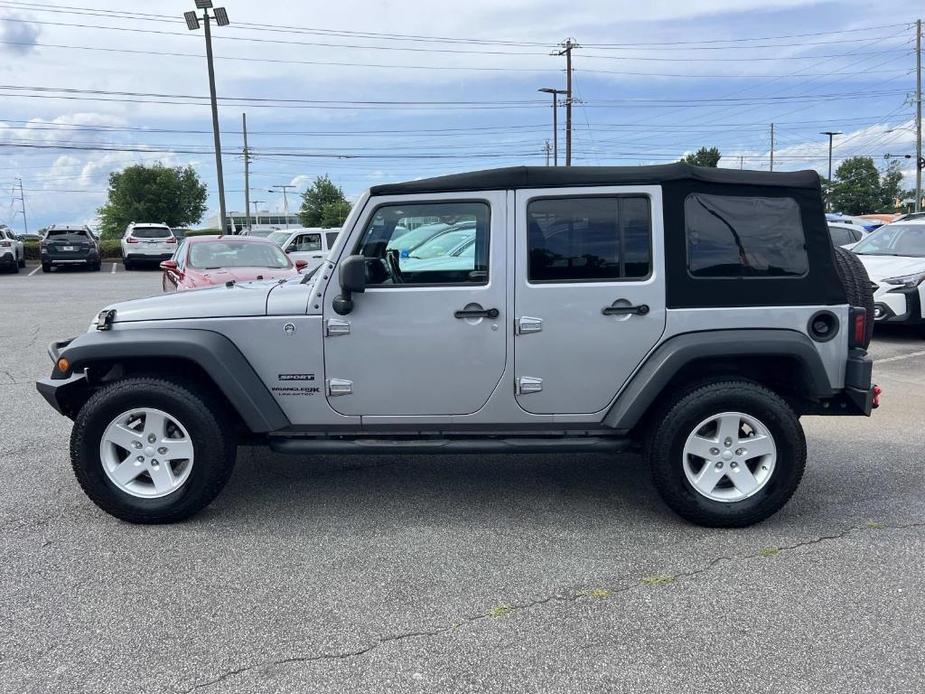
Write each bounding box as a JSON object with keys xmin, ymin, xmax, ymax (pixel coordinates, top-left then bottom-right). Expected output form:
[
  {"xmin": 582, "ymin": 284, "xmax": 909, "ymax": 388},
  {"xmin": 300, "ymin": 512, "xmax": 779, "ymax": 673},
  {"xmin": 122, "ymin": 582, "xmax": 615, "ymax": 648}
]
[
  {"xmin": 131, "ymin": 227, "xmax": 171, "ymax": 239},
  {"xmin": 289, "ymin": 233, "xmax": 322, "ymax": 252},
  {"xmin": 685, "ymin": 194, "xmax": 808, "ymax": 278},
  {"xmin": 527, "ymin": 196, "xmax": 652, "ymax": 282},
  {"xmin": 325, "ymin": 231, "xmax": 339, "ymax": 249},
  {"xmin": 828, "ymin": 226, "xmax": 857, "ymax": 247}
]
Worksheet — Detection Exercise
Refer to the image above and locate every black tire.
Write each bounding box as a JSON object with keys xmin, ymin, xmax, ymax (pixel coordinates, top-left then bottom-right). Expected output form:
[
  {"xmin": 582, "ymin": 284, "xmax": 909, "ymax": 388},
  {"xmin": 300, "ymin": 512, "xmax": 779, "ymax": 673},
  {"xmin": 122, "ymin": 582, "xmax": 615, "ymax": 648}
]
[
  {"xmin": 10, "ymin": 259, "xmax": 19, "ymax": 274},
  {"xmin": 41, "ymin": 262, "xmax": 51, "ymax": 273},
  {"xmin": 123, "ymin": 259, "xmax": 133, "ymax": 271},
  {"xmin": 92, "ymin": 261, "xmax": 102, "ymax": 272},
  {"xmin": 647, "ymin": 380, "xmax": 806, "ymax": 528},
  {"xmin": 70, "ymin": 376, "xmax": 237, "ymax": 523},
  {"xmin": 833, "ymin": 246, "xmax": 875, "ymax": 347},
  {"xmin": 18, "ymin": 254, "xmax": 25, "ymax": 268}
]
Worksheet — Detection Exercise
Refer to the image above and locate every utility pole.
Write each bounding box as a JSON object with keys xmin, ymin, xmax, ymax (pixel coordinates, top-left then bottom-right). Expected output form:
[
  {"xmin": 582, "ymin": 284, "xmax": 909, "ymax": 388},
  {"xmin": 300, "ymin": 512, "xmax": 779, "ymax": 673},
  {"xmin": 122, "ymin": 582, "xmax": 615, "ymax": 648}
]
[
  {"xmin": 917, "ymin": 19, "xmax": 922, "ymax": 212},
  {"xmin": 770, "ymin": 123, "xmax": 775, "ymax": 172},
  {"xmin": 15, "ymin": 178, "xmax": 27, "ymax": 235},
  {"xmin": 184, "ymin": 1, "xmax": 231, "ymax": 233},
  {"xmin": 538, "ymin": 87, "xmax": 566, "ymax": 166},
  {"xmin": 820, "ymin": 131, "xmax": 842, "ymax": 183},
  {"xmin": 242, "ymin": 112, "xmax": 252, "ymax": 232},
  {"xmin": 556, "ymin": 38, "xmax": 578, "ymax": 166},
  {"xmin": 269, "ymin": 185, "xmax": 296, "ymax": 228},
  {"xmin": 250, "ymin": 199, "xmax": 264, "ymax": 225},
  {"xmin": 739, "ymin": 155, "xmax": 744, "ymax": 170},
  {"xmin": 544, "ymin": 140, "xmax": 552, "ymax": 166}
]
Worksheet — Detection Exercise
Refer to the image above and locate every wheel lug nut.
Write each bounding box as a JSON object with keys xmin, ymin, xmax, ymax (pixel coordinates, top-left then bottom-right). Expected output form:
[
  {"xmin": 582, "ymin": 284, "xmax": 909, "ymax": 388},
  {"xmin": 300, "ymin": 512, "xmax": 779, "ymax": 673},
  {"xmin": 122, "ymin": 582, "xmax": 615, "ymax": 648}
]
[
  {"xmin": 710, "ymin": 447, "xmax": 720, "ymax": 456},
  {"xmin": 147, "ymin": 434, "xmax": 156, "ymax": 443},
  {"xmin": 136, "ymin": 456, "xmax": 144, "ymax": 463},
  {"xmin": 735, "ymin": 448, "xmax": 745, "ymax": 456},
  {"xmin": 724, "ymin": 437, "xmax": 733, "ymax": 447},
  {"xmin": 132, "ymin": 441, "xmax": 142, "ymax": 450},
  {"xmin": 730, "ymin": 461, "xmax": 739, "ymax": 469},
  {"xmin": 715, "ymin": 461, "xmax": 723, "ymax": 469},
  {"xmin": 157, "ymin": 447, "xmax": 167, "ymax": 455}
]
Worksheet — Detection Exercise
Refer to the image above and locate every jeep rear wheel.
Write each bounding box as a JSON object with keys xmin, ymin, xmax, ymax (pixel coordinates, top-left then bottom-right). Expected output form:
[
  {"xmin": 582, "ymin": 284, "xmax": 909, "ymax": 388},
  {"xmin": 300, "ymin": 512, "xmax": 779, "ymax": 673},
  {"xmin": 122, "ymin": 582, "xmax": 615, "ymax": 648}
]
[
  {"xmin": 647, "ymin": 380, "xmax": 805, "ymax": 527},
  {"xmin": 71, "ymin": 377, "xmax": 236, "ymax": 523}
]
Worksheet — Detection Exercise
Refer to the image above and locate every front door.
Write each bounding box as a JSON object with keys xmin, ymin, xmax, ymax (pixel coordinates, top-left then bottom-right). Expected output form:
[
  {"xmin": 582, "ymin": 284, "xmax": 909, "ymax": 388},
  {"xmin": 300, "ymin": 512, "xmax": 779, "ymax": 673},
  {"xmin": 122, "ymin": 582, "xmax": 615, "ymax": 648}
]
[
  {"xmin": 514, "ymin": 187, "xmax": 667, "ymax": 415},
  {"xmin": 323, "ymin": 193, "xmax": 507, "ymax": 416},
  {"xmin": 286, "ymin": 231, "xmax": 326, "ymax": 272}
]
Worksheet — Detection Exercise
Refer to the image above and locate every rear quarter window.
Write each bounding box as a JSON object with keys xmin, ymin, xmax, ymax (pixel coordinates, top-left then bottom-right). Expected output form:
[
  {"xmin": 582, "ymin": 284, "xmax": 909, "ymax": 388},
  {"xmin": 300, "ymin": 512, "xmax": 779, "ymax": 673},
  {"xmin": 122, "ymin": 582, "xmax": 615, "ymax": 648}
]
[{"xmin": 685, "ymin": 194, "xmax": 808, "ymax": 278}]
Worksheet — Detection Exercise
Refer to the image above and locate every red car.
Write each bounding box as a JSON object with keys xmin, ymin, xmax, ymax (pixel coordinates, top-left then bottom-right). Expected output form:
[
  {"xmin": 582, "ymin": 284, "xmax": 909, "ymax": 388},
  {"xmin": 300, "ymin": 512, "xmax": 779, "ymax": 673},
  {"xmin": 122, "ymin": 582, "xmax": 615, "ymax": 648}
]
[{"xmin": 160, "ymin": 235, "xmax": 307, "ymax": 292}]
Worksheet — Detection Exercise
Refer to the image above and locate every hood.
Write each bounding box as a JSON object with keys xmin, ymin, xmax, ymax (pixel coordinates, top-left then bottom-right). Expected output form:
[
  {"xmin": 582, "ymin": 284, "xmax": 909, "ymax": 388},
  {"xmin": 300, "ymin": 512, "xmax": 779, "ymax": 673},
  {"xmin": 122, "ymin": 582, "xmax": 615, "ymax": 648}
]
[
  {"xmin": 856, "ymin": 254, "xmax": 925, "ymax": 282},
  {"xmin": 189, "ymin": 266, "xmax": 298, "ymax": 286},
  {"xmin": 104, "ymin": 281, "xmax": 280, "ymax": 324}
]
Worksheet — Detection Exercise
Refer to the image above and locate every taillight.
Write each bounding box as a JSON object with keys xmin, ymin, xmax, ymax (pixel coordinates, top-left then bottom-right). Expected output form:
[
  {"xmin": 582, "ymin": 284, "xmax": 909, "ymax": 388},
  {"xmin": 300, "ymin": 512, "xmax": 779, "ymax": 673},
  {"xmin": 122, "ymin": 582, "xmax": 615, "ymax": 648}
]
[
  {"xmin": 126, "ymin": 237, "xmax": 139, "ymax": 244},
  {"xmin": 0, "ymin": 240, "xmax": 9, "ymax": 248},
  {"xmin": 849, "ymin": 306, "xmax": 867, "ymax": 348},
  {"xmin": 166, "ymin": 237, "xmax": 177, "ymax": 244}
]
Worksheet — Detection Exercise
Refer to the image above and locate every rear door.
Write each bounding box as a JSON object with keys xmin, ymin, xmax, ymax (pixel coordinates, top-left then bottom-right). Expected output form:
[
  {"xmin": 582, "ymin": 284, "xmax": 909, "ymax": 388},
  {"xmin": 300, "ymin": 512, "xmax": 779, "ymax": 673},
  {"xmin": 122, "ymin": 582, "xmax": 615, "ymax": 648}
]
[{"xmin": 513, "ymin": 186, "xmax": 667, "ymax": 414}]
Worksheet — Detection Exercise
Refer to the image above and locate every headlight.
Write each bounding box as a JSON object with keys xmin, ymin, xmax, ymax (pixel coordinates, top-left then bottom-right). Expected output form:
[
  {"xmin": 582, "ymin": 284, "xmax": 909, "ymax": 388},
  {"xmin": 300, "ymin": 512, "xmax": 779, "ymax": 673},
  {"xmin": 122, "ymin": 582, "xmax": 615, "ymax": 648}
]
[{"xmin": 881, "ymin": 271, "xmax": 925, "ymax": 289}]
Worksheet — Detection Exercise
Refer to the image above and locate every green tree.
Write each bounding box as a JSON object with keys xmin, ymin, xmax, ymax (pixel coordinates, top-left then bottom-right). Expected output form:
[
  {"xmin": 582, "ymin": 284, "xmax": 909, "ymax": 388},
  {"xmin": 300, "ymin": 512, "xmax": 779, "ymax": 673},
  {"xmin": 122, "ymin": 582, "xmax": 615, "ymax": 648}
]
[
  {"xmin": 298, "ymin": 175, "xmax": 349, "ymax": 227},
  {"xmin": 98, "ymin": 164, "xmax": 207, "ymax": 239},
  {"xmin": 828, "ymin": 157, "xmax": 882, "ymax": 215},
  {"xmin": 879, "ymin": 160, "xmax": 904, "ymax": 211},
  {"xmin": 320, "ymin": 198, "xmax": 352, "ymax": 227},
  {"xmin": 681, "ymin": 146, "xmax": 721, "ymax": 168}
]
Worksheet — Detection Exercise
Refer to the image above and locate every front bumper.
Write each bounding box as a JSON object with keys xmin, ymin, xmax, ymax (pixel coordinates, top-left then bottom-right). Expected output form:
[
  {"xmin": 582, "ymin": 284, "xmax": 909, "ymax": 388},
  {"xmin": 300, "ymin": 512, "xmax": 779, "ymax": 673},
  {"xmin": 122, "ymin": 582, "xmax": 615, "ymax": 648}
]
[
  {"xmin": 36, "ymin": 373, "xmax": 88, "ymax": 418},
  {"xmin": 872, "ymin": 285, "xmax": 925, "ymax": 324}
]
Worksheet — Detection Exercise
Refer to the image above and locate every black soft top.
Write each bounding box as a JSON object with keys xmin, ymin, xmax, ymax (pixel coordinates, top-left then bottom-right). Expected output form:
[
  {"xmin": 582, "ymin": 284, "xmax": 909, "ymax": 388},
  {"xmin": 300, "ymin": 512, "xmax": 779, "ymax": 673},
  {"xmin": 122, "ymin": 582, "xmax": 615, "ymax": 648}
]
[{"xmin": 370, "ymin": 163, "xmax": 821, "ymax": 196}]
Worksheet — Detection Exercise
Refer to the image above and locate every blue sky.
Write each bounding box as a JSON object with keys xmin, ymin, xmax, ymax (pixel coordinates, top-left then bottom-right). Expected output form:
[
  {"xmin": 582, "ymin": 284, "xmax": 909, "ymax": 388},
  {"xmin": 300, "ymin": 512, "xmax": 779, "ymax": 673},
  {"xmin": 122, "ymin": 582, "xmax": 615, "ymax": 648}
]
[{"xmin": 0, "ymin": 0, "xmax": 919, "ymax": 230}]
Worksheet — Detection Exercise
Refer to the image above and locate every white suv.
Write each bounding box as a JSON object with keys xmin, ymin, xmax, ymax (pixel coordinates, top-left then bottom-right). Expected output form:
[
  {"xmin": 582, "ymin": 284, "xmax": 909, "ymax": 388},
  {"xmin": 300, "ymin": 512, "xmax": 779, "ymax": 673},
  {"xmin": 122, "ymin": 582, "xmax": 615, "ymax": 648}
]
[
  {"xmin": 267, "ymin": 228, "xmax": 340, "ymax": 274},
  {"xmin": 121, "ymin": 223, "xmax": 177, "ymax": 270},
  {"xmin": 0, "ymin": 226, "xmax": 25, "ymax": 273}
]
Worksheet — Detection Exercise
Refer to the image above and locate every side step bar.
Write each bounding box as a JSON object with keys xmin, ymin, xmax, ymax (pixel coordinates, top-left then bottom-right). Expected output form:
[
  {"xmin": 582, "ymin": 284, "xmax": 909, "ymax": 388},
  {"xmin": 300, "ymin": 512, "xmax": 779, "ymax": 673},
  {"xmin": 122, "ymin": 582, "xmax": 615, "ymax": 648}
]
[{"xmin": 269, "ymin": 436, "xmax": 634, "ymax": 456}]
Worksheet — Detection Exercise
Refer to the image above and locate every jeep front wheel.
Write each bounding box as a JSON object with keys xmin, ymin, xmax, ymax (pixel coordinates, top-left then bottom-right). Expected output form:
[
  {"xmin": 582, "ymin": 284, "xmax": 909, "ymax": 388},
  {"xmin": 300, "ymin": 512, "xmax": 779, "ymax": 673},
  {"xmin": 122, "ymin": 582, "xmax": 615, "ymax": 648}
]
[
  {"xmin": 647, "ymin": 380, "xmax": 806, "ymax": 527},
  {"xmin": 70, "ymin": 377, "xmax": 236, "ymax": 523}
]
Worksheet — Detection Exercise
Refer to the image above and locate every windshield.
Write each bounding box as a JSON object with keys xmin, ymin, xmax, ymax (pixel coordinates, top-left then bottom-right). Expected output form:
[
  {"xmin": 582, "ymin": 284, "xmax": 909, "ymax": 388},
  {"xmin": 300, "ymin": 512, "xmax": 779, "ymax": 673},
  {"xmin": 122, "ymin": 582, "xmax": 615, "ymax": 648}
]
[
  {"xmin": 267, "ymin": 231, "xmax": 290, "ymax": 247},
  {"xmin": 188, "ymin": 241, "xmax": 291, "ymax": 269},
  {"xmin": 852, "ymin": 224, "xmax": 925, "ymax": 258},
  {"xmin": 131, "ymin": 226, "xmax": 171, "ymax": 239},
  {"xmin": 245, "ymin": 229, "xmax": 275, "ymax": 238}
]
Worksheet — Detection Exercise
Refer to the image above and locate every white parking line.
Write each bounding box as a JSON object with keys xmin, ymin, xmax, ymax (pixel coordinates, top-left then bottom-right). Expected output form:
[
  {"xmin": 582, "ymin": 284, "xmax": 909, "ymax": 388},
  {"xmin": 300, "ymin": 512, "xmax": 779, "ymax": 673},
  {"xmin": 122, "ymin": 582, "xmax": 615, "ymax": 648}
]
[
  {"xmin": 27, "ymin": 265, "xmax": 40, "ymax": 277},
  {"xmin": 875, "ymin": 350, "xmax": 925, "ymax": 364},
  {"xmin": 111, "ymin": 263, "xmax": 117, "ymax": 274}
]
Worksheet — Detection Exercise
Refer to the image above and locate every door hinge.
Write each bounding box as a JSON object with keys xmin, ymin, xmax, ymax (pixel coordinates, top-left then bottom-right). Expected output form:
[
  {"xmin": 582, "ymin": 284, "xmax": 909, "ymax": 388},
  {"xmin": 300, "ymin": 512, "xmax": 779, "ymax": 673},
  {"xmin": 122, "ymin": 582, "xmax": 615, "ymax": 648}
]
[
  {"xmin": 325, "ymin": 318, "xmax": 351, "ymax": 337},
  {"xmin": 515, "ymin": 316, "xmax": 543, "ymax": 335},
  {"xmin": 515, "ymin": 376, "xmax": 544, "ymax": 395},
  {"xmin": 326, "ymin": 378, "xmax": 353, "ymax": 396}
]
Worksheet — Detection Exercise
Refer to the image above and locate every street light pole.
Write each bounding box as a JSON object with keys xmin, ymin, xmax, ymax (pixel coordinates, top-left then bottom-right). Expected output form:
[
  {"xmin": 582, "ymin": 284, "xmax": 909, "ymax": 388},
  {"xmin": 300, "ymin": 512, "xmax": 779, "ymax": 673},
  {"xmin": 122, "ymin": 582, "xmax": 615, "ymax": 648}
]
[
  {"xmin": 269, "ymin": 185, "xmax": 296, "ymax": 228},
  {"xmin": 538, "ymin": 87, "xmax": 566, "ymax": 166},
  {"xmin": 820, "ymin": 131, "xmax": 842, "ymax": 183},
  {"xmin": 184, "ymin": 1, "xmax": 231, "ymax": 232}
]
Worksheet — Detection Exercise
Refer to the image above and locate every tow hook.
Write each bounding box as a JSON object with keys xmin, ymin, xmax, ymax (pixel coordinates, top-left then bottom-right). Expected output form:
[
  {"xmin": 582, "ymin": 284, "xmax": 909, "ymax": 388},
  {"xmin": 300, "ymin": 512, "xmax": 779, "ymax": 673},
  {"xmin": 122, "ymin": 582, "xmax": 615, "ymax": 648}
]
[{"xmin": 872, "ymin": 384, "xmax": 882, "ymax": 409}]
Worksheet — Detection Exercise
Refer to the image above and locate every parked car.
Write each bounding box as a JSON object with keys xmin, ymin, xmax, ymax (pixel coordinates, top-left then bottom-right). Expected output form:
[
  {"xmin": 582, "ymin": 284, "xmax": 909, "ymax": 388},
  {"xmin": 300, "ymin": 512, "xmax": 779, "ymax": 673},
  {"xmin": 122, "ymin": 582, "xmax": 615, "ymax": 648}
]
[
  {"xmin": 851, "ymin": 219, "xmax": 925, "ymax": 325},
  {"xmin": 17, "ymin": 232, "xmax": 42, "ymax": 243},
  {"xmin": 37, "ymin": 164, "xmax": 877, "ymax": 528},
  {"xmin": 0, "ymin": 226, "xmax": 25, "ymax": 273},
  {"xmin": 267, "ymin": 227, "xmax": 340, "ymax": 274},
  {"xmin": 160, "ymin": 235, "xmax": 307, "ymax": 292},
  {"xmin": 40, "ymin": 225, "xmax": 101, "ymax": 272},
  {"xmin": 828, "ymin": 222, "xmax": 867, "ymax": 248},
  {"xmin": 121, "ymin": 223, "xmax": 177, "ymax": 269},
  {"xmin": 826, "ymin": 213, "xmax": 881, "ymax": 232}
]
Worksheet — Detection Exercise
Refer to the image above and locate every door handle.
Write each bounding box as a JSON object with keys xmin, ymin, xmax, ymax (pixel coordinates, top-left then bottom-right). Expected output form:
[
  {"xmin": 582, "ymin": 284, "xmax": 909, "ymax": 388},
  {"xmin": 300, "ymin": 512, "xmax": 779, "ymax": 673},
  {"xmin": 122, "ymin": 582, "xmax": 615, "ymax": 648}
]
[
  {"xmin": 454, "ymin": 307, "xmax": 500, "ymax": 319},
  {"xmin": 602, "ymin": 303, "xmax": 650, "ymax": 316}
]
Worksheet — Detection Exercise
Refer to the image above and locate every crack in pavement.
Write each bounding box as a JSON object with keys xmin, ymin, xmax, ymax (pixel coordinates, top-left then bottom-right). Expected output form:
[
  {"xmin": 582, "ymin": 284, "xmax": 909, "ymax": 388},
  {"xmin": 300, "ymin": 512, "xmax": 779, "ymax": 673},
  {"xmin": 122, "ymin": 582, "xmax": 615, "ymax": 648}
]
[{"xmin": 181, "ymin": 521, "xmax": 925, "ymax": 693}]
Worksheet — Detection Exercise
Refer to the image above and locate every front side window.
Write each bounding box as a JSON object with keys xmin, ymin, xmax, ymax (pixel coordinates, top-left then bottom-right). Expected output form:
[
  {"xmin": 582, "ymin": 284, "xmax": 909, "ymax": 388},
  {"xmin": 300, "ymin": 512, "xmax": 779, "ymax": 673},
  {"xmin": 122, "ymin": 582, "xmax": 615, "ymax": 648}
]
[
  {"xmin": 686, "ymin": 194, "xmax": 808, "ymax": 278},
  {"xmin": 527, "ymin": 196, "xmax": 651, "ymax": 282},
  {"xmin": 355, "ymin": 201, "xmax": 490, "ymax": 285},
  {"xmin": 289, "ymin": 233, "xmax": 322, "ymax": 252}
]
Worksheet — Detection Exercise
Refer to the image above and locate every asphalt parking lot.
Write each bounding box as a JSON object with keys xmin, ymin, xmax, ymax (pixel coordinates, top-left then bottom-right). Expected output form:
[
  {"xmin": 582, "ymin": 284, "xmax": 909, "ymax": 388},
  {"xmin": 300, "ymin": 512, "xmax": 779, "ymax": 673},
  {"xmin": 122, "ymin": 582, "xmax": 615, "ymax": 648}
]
[{"xmin": 1, "ymin": 265, "xmax": 923, "ymax": 693}]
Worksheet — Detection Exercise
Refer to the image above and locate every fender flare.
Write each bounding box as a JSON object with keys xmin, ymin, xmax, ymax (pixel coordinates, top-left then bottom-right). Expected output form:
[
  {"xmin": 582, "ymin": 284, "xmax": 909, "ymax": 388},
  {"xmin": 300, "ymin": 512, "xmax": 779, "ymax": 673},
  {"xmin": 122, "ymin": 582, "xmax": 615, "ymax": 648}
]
[
  {"xmin": 602, "ymin": 329, "xmax": 835, "ymax": 432},
  {"xmin": 53, "ymin": 327, "xmax": 289, "ymax": 433}
]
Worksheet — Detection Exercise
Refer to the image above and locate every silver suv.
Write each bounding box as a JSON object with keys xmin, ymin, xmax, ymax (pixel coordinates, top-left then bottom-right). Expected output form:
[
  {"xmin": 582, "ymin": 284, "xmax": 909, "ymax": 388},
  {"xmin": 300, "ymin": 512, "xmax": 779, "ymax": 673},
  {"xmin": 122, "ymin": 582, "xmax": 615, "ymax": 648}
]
[
  {"xmin": 121, "ymin": 222, "xmax": 177, "ymax": 270},
  {"xmin": 37, "ymin": 165, "xmax": 877, "ymax": 527}
]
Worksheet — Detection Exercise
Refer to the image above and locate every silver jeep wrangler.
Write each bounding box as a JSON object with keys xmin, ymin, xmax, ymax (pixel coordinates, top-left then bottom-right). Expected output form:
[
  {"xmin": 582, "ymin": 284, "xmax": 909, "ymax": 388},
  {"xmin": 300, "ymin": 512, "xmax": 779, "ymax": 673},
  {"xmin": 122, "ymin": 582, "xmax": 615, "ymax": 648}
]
[{"xmin": 37, "ymin": 164, "xmax": 877, "ymax": 527}]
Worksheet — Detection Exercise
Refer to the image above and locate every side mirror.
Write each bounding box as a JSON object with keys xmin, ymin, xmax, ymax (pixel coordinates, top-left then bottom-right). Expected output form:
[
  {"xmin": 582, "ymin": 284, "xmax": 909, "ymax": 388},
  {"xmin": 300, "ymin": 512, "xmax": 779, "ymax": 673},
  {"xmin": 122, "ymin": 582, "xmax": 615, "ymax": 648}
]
[
  {"xmin": 294, "ymin": 259, "xmax": 308, "ymax": 270},
  {"xmin": 160, "ymin": 259, "xmax": 178, "ymax": 271},
  {"xmin": 333, "ymin": 255, "xmax": 366, "ymax": 315}
]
